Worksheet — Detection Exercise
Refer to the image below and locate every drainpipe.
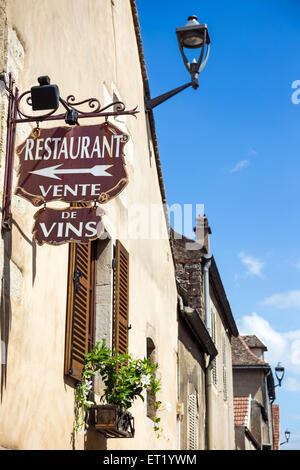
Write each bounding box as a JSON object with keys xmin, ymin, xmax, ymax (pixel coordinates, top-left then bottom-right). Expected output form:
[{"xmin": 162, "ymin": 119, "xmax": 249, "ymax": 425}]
[
  {"xmin": 203, "ymin": 253, "xmax": 213, "ymax": 450},
  {"xmin": 203, "ymin": 254, "xmax": 212, "ymax": 332}
]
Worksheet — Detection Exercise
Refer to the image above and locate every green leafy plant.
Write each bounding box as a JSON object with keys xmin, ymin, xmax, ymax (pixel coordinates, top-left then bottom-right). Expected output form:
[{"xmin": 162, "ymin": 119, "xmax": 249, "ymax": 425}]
[{"xmin": 74, "ymin": 340, "xmax": 162, "ymax": 434}]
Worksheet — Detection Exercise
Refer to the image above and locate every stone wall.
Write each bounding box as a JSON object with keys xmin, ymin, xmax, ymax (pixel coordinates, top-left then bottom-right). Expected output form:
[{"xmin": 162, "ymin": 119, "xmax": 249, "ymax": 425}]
[{"xmin": 171, "ymin": 230, "xmax": 205, "ymax": 321}]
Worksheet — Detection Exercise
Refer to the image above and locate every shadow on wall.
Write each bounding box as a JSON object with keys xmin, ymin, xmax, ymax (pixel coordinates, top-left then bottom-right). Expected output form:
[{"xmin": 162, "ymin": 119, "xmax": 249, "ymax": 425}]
[
  {"xmin": 0, "ymin": 217, "xmax": 37, "ymax": 402},
  {"xmin": 0, "ymin": 229, "xmax": 12, "ymax": 403}
]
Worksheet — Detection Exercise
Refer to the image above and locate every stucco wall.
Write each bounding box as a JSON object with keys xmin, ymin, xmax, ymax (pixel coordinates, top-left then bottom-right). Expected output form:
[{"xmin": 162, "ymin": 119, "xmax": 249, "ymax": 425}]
[
  {"xmin": 233, "ymin": 369, "xmax": 273, "ymax": 448},
  {"xmin": 178, "ymin": 315, "xmax": 206, "ymax": 450},
  {"xmin": 233, "ymin": 369, "xmax": 264, "ymax": 404},
  {"xmin": 209, "ymin": 289, "xmax": 235, "ymax": 450},
  {"xmin": 0, "ymin": 0, "xmax": 178, "ymax": 450}
]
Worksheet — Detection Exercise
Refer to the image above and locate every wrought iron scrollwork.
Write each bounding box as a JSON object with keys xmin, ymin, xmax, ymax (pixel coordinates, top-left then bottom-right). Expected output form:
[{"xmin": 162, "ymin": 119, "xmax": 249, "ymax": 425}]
[
  {"xmin": 16, "ymin": 90, "xmax": 58, "ymax": 121},
  {"xmin": 14, "ymin": 90, "xmax": 138, "ymax": 124},
  {"xmin": 65, "ymin": 95, "xmax": 101, "ymax": 114}
]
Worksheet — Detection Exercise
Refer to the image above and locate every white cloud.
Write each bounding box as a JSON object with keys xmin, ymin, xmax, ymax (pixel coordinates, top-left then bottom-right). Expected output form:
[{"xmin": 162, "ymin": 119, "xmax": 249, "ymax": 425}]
[
  {"xmin": 248, "ymin": 148, "xmax": 258, "ymax": 157},
  {"xmin": 238, "ymin": 312, "xmax": 300, "ymax": 382},
  {"xmin": 238, "ymin": 313, "xmax": 300, "ymax": 449},
  {"xmin": 262, "ymin": 290, "xmax": 300, "ymax": 309},
  {"xmin": 230, "ymin": 159, "xmax": 250, "ymax": 173},
  {"xmin": 238, "ymin": 313, "xmax": 286, "ymax": 362},
  {"xmin": 295, "ymin": 260, "xmax": 300, "ymax": 269},
  {"xmin": 291, "ymin": 340, "xmax": 300, "ymax": 365},
  {"xmin": 238, "ymin": 252, "xmax": 264, "ymax": 277},
  {"xmin": 285, "ymin": 377, "xmax": 300, "ymax": 392}
]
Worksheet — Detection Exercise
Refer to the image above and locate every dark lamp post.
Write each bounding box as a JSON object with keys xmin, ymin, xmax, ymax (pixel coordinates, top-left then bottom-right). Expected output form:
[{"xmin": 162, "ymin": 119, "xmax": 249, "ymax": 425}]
[
  {"xmin": 176, "ymin": 15, "xmax": 210, "ymax": 90},
  {"xmin": 145, "ymin": 15, "xmax": 210, "ymax": 110},
  {"xmin": 274, "ymin": 362, "xmax": 285, "ymax": 387}
]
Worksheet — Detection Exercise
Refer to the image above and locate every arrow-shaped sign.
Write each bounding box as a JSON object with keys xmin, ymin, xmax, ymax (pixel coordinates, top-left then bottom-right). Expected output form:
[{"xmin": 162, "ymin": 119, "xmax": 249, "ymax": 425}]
[{"xmin": 29, "ymin": 164, "xmax": 113, "ymax": 180}]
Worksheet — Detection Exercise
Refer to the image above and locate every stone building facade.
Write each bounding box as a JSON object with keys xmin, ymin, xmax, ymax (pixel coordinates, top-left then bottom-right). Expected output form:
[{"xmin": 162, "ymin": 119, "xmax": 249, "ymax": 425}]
[
  {"xmin": 232, "ymin": 335, "xmax": 278, "ymax": 450},
  {"xmin": 0, "ymin": 0, "xmax": 178, "ymax": 450},
  {"xmin": 172, "ymin": 219, "xmax": 238, "ymax": 450}
]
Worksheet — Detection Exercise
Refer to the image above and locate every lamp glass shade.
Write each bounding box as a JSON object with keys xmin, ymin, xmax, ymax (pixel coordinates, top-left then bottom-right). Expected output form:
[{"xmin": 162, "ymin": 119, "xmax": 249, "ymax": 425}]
[
  {"xmin": 182, "ymin": 34, "xmax": 204, "ymax": 49},
  {"xmin": 285, "ymin": 430, "xmax": 291, "ymax": 441},
  {"xmin": 176, "ymin": 15, "xmax": 209, "ymax": 50},
  {"xmin": 275, "ymin": 362, "xmax": 284, "ymax": 379}
]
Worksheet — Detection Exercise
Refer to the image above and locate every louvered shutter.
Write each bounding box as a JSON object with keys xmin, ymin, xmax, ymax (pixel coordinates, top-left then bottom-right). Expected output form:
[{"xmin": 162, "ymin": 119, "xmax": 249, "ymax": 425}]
[
  {"xmin": 222, "ymin": 329, "xmax": 228, "ymax": 401},
  {"xmin": 65, "ymin": 242, "xmax": 91, "ymax": 381},
  {"xmin": 187, "ymin": 394, "xmax": 198, "ymax": 450},
  {"xmin": 211, "ymin": 310, "xmax": 217, "ymax": 386},
  {"xmin": 113, "ymin": 240, "xmax": 129, "ymax": 354}
]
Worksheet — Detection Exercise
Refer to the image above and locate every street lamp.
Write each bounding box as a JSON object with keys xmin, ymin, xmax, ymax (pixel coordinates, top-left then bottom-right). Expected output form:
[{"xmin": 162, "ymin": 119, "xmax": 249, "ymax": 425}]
[
  {"xmin": 274, "ymin": 362, "xmax": 285, "ymax": 387},
  {"xmin": 145, "ymin": 15, "xmax": 210, "ymax": 110},
  {"xmin": 176, "ymin": 15, "xmax": 210, "ymax": 89},
  {"xmin": 280, "ymin": 429, "xmax": 291, "ymax": 446}
]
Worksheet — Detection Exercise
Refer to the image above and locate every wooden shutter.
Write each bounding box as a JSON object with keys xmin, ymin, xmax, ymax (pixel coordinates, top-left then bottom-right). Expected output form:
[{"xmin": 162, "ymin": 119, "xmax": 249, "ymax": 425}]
[
  {"xmin": 113, "ymin": 240, "xmax": 129, "ymax": 354},
  {"xmin": 65, "ymin": 242, "xmax": 92, "ymax": 381}
]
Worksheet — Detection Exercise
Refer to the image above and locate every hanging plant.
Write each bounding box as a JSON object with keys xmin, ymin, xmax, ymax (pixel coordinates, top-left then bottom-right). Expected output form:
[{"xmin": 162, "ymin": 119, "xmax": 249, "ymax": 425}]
[{"xmin": 74, "ymin": 341, "xmax": 163, "ymax": 436}]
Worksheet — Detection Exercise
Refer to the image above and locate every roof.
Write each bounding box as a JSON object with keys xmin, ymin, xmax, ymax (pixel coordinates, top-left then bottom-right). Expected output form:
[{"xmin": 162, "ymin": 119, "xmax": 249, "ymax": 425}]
[
  {"xmin": 232, "ymin": 336, "xmax": 276, "ymax": 401},
  {"xmin": 130, "ymin": 1, "xmax": 177, "ymax": 271},
  {"xmin": 130, "ymin": 1, "xmax": 167, "ymax": 206},
  {"xmin": 234, "ymin": 396, "xmax": 262, "ymax": 450},
  {"xmin": 242, "ymin": 335, "xmax": 267, "ymax": 352},
  {"xmin": 272, "ymin": 404, "xmax": 280, "ymax": 451},
  {"xmin": 209, "ymin": 256, "xmax": 239, "ymax": 337},
  {"xmin": 171, "ymin": 230, "xmax": 239, "ymax": 337},
  {"xmin": 234, "ymin": 396, "xmax": 250, "ymax": 426},
  {"xmin": 177, "ymin": 285, "xmax": 218, "ymax": 359},
  {"xmin": 232, "ymin": 336, "xmax": 269, "ymax": 367}
]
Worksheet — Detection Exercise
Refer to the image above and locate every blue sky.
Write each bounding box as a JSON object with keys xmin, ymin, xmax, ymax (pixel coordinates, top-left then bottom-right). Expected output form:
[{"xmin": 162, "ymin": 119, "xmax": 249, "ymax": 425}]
[{"xmin": 136, "ymin": 0, "xmax": 300, "ymax": 450}]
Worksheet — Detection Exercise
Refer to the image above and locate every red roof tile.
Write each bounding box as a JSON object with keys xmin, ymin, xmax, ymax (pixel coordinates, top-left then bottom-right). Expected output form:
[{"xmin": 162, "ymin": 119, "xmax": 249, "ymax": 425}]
[
  {"xmin": 272, "ymin": 404, "xmax": 280, "ymax": 450},
  {"xmin": 234, "ymin": 397, "xmax": 250, "ymax": 426}
]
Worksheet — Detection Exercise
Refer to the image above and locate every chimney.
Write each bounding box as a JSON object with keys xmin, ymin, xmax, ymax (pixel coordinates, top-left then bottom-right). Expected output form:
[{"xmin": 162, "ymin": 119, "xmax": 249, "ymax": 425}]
[{"xmin": 194, "ymin": 214, "xmax": 211, "ymax": 253}]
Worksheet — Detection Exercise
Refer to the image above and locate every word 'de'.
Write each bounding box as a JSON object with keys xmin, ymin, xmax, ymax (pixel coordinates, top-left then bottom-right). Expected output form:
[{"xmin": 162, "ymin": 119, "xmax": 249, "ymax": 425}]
[{"xmin": 33, "ymin": 206, "xmax": 104, "ymax": 246}]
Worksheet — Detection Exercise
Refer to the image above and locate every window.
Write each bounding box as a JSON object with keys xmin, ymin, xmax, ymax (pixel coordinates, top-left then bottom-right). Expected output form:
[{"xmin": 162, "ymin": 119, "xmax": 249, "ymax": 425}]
[{"xmin": 112, "ymin": 240, "xmax": 129, "ymax": 354}]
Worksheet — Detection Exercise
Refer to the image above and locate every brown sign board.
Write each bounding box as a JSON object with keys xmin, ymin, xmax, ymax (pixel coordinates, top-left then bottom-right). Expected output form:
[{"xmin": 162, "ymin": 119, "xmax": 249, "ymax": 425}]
[
  {"xmin": 16, "ymin": 122, "xmax": 129, "ymax": 206},
  {"xmin": 32, "ymin": 206, "xmax": 104, "ymax": 246}
]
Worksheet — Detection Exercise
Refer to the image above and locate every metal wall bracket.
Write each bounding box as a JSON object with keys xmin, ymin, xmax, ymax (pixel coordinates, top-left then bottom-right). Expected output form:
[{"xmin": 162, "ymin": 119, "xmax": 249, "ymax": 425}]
[
  {"xmin": 0, "ymin": 73, "xmax": 139, "ymax": 230},
  {"xmin": 145, "ymin": 81, "xmax": 195, "ymax": 111}
]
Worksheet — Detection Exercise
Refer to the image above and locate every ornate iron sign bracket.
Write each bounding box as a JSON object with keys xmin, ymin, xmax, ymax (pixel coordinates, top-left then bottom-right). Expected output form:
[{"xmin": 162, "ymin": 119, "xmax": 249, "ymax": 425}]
[{"xmin": 1, "ymin": 73, "xmax": 138, "ymax": 230}]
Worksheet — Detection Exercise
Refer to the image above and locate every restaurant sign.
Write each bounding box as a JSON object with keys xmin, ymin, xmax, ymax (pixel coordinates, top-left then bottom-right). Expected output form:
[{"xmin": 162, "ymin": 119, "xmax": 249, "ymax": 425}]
[
  {"xmin": 16, "ymin": 122, "xmax": 129, "ymax": 206},
  {"xmin": 32, "ymin": 206, "xmax": 104, "ymax": 246}
]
